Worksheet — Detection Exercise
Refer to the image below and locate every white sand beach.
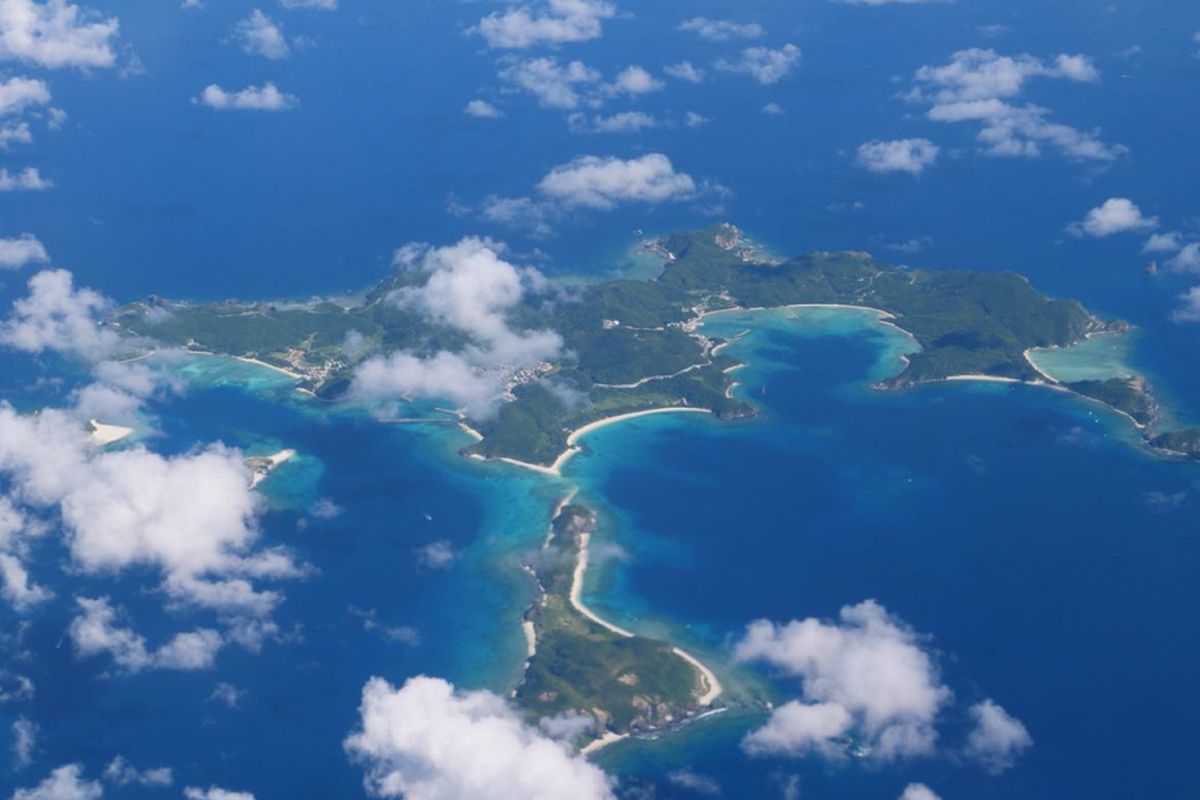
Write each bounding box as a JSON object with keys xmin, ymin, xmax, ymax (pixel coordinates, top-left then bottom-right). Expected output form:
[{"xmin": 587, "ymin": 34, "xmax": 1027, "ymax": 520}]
[
  {"xmin": 569, "ymin": 531, "xmax": 724, "ymax": 709},
  {"xmin": 248, "ymin": 449, "xmax": 297, "ymax": 488}
]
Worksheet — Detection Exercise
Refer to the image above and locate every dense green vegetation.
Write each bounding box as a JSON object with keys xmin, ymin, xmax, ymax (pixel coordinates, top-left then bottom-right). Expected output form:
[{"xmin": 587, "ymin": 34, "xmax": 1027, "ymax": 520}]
[
  {"xmin": 1150, "ymin": 428, "xmax": 1200, "ymax": 458},
  {"xmin": 515, "ymin": 505, "xmax": 705, "ymax": 737},
  {"xmin": 1066, "ymin": 378, "xmax": 1156, "ymax": 427},
  {"xmin": 118, "ymin": 223, "xmax": 1200, "ymax": 465}
]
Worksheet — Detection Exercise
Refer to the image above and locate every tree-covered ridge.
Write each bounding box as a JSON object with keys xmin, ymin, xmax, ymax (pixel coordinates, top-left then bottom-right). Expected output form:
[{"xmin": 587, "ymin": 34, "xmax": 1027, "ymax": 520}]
[
  {"xmin": 516, "ymin": 504, "xmax": 709, "ymax": 738},
  {"xmin": 117, "ymin": 224, "xmax": 1175, "ymax": 467}
]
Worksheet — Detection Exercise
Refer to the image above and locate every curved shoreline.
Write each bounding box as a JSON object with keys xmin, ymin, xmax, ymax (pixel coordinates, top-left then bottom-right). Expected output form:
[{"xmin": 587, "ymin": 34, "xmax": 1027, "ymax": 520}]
[{"xmin": 569, "ymin": 530, "xmax": 724, "ymax": 755}]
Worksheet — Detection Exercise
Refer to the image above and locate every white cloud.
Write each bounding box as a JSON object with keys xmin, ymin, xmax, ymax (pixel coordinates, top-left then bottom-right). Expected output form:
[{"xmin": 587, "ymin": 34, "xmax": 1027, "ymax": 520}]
[
  {"xmin": 464, "ymin": 99, "xmax": 503, "ymax": 119},
  {"xmin": 762, "ymin": 102, "xmax": 784, "ymax": 115},
  {"xmin": 208, "ymin": 682, "xmax": 246, "ymax": 708},
  {"xmin": 608, "ymin": 65, "xmax": 663, "ymax": 96},
  {"xmin": 0, "ymin": 75, "xmax": 49, "ymax": 117},
  {"xmin": 353, "ymin": 238, "xmax": 562, "ymax": 417},
  {"xmin": 69, "ymin": 596, "xmax": 224, "ymax": 672},
  {"xmin": 964, "ymin": 699, "xmax": 1031, "ymax": 773},
  {"xmin": 568, "ymin": 110, "xmax": 658, "ymax": 133},
  {"xmin": 684, "ymin": 110, "xmax": 709, "ymax": 127},
  {"xmin": 498, "ymin": 57, "xmax": 600, "ymax": 110},
  {"xmin": 183, "ymin": 787, "xmax": 255, "ymax": 800},
  {"xmin": 1171, "ymin": 286, "xmax": 1200, "ymax": 322},
  {"xmin": 233, "ymin": 9, "xmax": 288, "ymax": 59},
  {"xmin": 667, "ymin": 769, "xmax": 721, "ymax": 796},
  {"xmin": 280, "ymin": 0, "xmax": 335, "ymax": 8},
  {"xmin": 196, "ymin": 83, "xmax": 297, "ymax": 112},
  {"xmin": 734, "ymin": 600, "xmax": 952, "ymax": 761},
  {"xmin": 343, "ymin": 676, "xmax": 616, "ymax": 800},
  {"xmin": 415, "ymin": 540, "xmax": 456, "ymax": 570},
  {"xmin": 678, "ymin": 17, "xmax": 763, "ymax": 41},
  {"xmin": 716, "ymin": 44, "xmax": 801, "ymax": 84},
  {"xmin": 1143, "ymin": 231, "xmax": 1181, "ymax": 254},
  {"xmin": 12, "ymin": 715, "xmax": 36, "ymax": 768},
  {"xmin": 742, "ymin": 701, "xmax": 852, "ymax": 757},
  {"xmin": 537, "ymin": 153, "xmax": 697, "ymax": 209},
  {"xmin": 0, "ymin": 402, "xmax": 301, "ymax": 629},
  {"xmin": 353, "ymin": 351, "xmax": 503, "ymax": 418},
  {"xmin": 0, "ymin": 166, "xmax": 51, "ymax": 190},
  {"xmin": 474, "ymin": 0, "xmax": 615, "ymax": 49},
  {"xmin": 0, "ymin": 269, "xmax": 119, "ymax": 360},
  {"xmin": 857, "ymin": 138, "xmax": 939, "ymax": 174},
  {"xmin": 1068, "ymin": 198, "xmax": 1158, "ymax": 237},
  {"xmin": 899, "ymin": 784, "xmax": 942, "ymax": 800},
  {"xmin": 664, "ymin": 60, "xmax": 704, "ymax": 83},
  {"xmin": 0, "ymin": 0, "xmax": 119, "ymax": 69},
  {"xmin": 11, "ymin": 764, "xmax": 102, "ymax": 800},
  {"xmin": 1167, "ymin": 243, "xmax": 1200, "ymax": 273},
  {"xmin": 103, "ymin": 756, "xmax": 172, "ymax": 787},
  {"xmin": 908, "ymin": 48, "xmax": 1124, "ymax": 161},
  {"xmin": 388, "ymin": 238, "xmax": 560, "ymax": 363},
  {"xmin": 0, "ymin": 552, "xmax": 52, "ymax": 609},
  {"xmin": 480, "ymin": 195, "xmax": 555, "ymax": 237},
  {"xmin": 0, "ymin": 234, "xmax": 48, "ymax": 269}
]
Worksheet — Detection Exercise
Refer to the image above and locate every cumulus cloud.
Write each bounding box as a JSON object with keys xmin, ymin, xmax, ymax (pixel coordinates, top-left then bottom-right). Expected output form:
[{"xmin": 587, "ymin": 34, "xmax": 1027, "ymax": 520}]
[
  {"xmin": 1171, "ymin": 286, "xmax": 1200, "ymax": 322},
  {"xmin": 857, "ymin": 138, "xmax": 939, "ymax": 174},
  {"xmin": 183, "ymin": 787, "xmax": 255, "ymax": 800},
  {"xmin": 0, "ymin": 75, "xmax": 49, "ymax": 117},
  {"xmin": 498, "ymin": 57, "xmax": 600, "ymax": 110},
  {"xmin": 0, "ymin": 234, "xmax": 48, "ymax": 269},
  {"xmin": 344, "ymin": 676, "xmax": 616, "ymax": 800},
  {"xmin": 464, "ymin": 99, "xmax": 503, "ymax": 119},
  {"xmin": 568, "ymin": 110, "xmax": 658, "ymax": 134},
  {"xmin": 352, "ymin": 238, "xmax": 562, "ymax": 417},
  {"xmin": 0, "ymin": 0, "xmax": 119, "ymax": 69},
  {"xmin": 716, "ymin": 44, "xmax": 801, "ymax": 84},
  {"xmin": 232, "ymin": 9, "xmax": 288, "ymax": 59},
  {"xmin": 69, "ymin": 596, "xmax": 224, "ymax": 672},
  {"xmin": 667, "ymin": 768, "xmax": 721, "ymax": 795},
  {"xmin": 1143, "ymin": 231, "xmax": 1181, "ymax": 254},
  {"xmin": 678, "ymin": 17, "xmax": 763, "ymax": 41},
  {"xmin": 280, "ymin": 0, "xmax": 335, "ymax": 8},
  {"xmin": 1068, "ymin": 198, "xmax": 1158, "ymax": 237},
  {"xmin": 415, "ymin": 539, "xmax": 457, "ymax": 570},
  {"xmin": 899, "ymin": 784, "xmax": 942, "ymax": 800},
  {"xmin": 734, "ymin": 600, "xmax": 951, "ymax": 761},
  {"xmin": 607, "ymin": 65, "xmax": 662, "ymax": 96},
  {"xmin": 537, "ymin": 153, "xmax": 697, "ymax": 209},
  {"xmin": 964, "ymin": 699, "xmax": 1032, "ymax": 773},
  {"xmin": 742, "ymin": 701, "xmax": 853, "ymax": 757},
  {"xmin": 0, "ymin": 268, "xmax": 120, "ymax": 360},
  {"xmin": 0, "ymin": 403, "xmax": 301, "ymax": 634},
  {"xmin": 1167, "ymin": 243, "xmax": 1200, "ymax": 273},
  {"xmin": 11, "ymin": 764, "xmax": 102, "ymax": 800},
  {"xmin": 196, "ymin": 83, "xmax": 297, "ymax": 112},
  {"xmin": 907, "ymin": 48, "xmax": 1123, "ymax": 161},
  {"xmin": 0, "ymin": 552, "xmax": 52, "ymax": 609},
  {"xmin": 12, "ymin": 715, "xmax": 36, "ymax": 768},
  {"xmin": 103, "ymin": 755, "xmax": 172, "ymax": 787},
  {"xmin": 0, "ymin": 166, "xmax": 51, "ymax": 190},
  {"xmin": 473, "ymin": 0, "xmax": 615, "ymax": 49},
  {"xmin": 664, "ymin": 60, "xmax": 704, "ymax": 83}
]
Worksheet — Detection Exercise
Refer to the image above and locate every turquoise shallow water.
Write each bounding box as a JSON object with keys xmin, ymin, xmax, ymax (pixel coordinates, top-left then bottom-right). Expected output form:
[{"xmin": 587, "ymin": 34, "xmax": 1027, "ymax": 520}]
[{"xmin": 3, "ymin": 309, "xmax": 1199, "ymax": 799}]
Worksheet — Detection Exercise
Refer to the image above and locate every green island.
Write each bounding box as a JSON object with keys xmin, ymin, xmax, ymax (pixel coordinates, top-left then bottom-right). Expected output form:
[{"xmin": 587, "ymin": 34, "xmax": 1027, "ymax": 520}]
[
  {"xmin": 113, "ymin": 223, "xmax": 1200, "ymax": 465},
  {"xmin": 516, "ymin": 502, "xmax": 717, "ymax": 747}
]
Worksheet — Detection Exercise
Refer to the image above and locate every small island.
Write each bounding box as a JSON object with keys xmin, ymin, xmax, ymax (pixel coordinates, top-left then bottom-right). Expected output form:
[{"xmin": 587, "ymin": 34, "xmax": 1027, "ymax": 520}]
[
  {"xmin": 112, "ymin": 224, "xmax": 1199, "ymax": 467},
  {"xmin": 517, "ymin": 501, "xmax": 720, "ymax": 752}
]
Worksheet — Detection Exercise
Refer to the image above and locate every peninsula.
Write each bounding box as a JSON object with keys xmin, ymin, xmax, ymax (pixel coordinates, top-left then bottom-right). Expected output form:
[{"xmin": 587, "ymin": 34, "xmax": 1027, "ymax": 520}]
[
  {"xmin": 517, "ymin": 502, "xmax": 720, "ymax": 751},
  {"xmin": 111, "ymin": 224, "xmax": 1198, "ymax": 466}
]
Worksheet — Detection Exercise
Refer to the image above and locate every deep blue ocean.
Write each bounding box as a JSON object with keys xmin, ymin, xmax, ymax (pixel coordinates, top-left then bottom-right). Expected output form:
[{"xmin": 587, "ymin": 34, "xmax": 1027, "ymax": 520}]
[{"xmin": 2, "ymin": 0, "xmax": 1200, "ymax": 796}]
